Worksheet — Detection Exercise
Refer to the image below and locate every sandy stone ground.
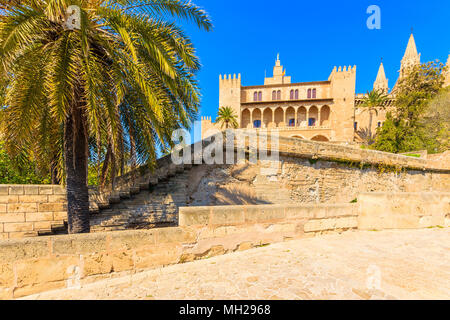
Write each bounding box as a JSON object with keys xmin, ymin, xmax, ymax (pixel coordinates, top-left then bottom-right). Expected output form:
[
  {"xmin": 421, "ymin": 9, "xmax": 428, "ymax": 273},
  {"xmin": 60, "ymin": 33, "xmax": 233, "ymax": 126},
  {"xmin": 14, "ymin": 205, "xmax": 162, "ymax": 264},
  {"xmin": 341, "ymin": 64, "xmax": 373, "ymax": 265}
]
[{"xmin": 20, "ymin": 228, "xmax": 450, "ymax": 300}]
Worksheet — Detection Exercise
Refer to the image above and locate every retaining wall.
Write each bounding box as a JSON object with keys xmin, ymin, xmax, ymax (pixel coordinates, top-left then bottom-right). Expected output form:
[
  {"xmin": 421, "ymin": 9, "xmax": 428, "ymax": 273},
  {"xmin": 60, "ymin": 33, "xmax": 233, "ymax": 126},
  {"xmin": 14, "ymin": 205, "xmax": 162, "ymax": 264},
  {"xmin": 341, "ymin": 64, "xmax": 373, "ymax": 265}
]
[{"xmin": 1, "ymin": 191, "xmax": 449, "ymax": 299}]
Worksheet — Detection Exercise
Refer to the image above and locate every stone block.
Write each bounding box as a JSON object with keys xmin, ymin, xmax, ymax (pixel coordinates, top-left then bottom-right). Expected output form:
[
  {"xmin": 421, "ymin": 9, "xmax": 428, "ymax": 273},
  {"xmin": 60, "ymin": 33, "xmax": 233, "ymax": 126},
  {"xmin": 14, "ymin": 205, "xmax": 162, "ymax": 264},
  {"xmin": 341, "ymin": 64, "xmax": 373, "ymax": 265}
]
[
  {"xmin": 111, "ymin": 251, "xmax": 134, "ymax": 272},
  {"xmin": 210, "ymin": 206, "xmax": 245, "ymax": 225},
  {"xmin": 134, "ymin": 243, "xmax": 182, "ymax": 269},
  {"xmin": 0, "ymin": 238, "xmax": 49, "ymax": 262},
  {"xmin": 0, "ymin": 262, "xmax": 14, "ymax": 288},
  {"xmin": 23, "ymin": 186, "xmax": 40, "ymax": 195},
  {"xmin": 25, "ymin": 212, "xmax": 53, "ymax": 222},
  {"xmin": 0, "ymin": 213, "xmax": 25, "ymax": 223},
  {"xmin": 82, "ymin": 253, "xmax": 113, "ymax": 277},
  {"xmin": 18, "ymin": 195, "xmax": 48, "ymax": 203},
  {"xmin": 0, "ymin": 186, "xmax": 9, "ymax": 195},
  {"xmin": 178, "ymin": 207, "xmax": 210, "ymax": 226},
  {"xmin": 0, "ymin": 204, "xmax": 6, "ymax": 213},
  {"xmin": 38, "ymin": 186, "xmax": 54, "ymax": 195},
  {"xmin": 7, "ymin": 203, "xmax": 38, "ymax": 213},
  {"xmin": 155, "ymin": 227, "xmax": 196, "ymax": 244},
  {"xmin": 53, "ymin": 211, "xmax": 67, "ymax": 221},
  {"xmin": 38, "ymin": 203, "xmax": 66, "ymax": 212},
  {"xmin": 47, "ymin": 195, "xmax": 67, "ymax": 203},
  {"xmin": 53, "ymin": 233, "xmax": 108, "ymax": 255},
  {"xmin": 0, "ymin": 195, "xmax": 19, "ymax": 204},
  {"xmin": 245, "ymin": 206, "xmax": 285, "ymax": 223},
  {"xmin": 52, "ymin": 186, "xmax": 66, "ymax": 195},
  {"xmin": 15, "ymin": 256, "xmax": 79, "ymax": 287},
  {"xmin": 8, "ymin": 186, "xmax": 24, "ymax": 195},
  {"xmin": 108, "ymin": 230, "xmax": 156, "ymax": 251},
  {"xmin": 4, "ymin": 222, "xmax": 34, "ymax": 232}
]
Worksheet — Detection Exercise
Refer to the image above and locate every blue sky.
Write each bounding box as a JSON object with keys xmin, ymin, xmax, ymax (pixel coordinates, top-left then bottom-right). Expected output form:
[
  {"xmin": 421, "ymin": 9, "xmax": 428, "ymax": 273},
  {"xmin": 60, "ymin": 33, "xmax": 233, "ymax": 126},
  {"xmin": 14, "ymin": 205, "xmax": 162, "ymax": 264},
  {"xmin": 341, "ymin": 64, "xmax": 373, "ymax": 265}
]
[{"xmin": 180, "ymin": 0, "xmax": 450, "ymax": 126}]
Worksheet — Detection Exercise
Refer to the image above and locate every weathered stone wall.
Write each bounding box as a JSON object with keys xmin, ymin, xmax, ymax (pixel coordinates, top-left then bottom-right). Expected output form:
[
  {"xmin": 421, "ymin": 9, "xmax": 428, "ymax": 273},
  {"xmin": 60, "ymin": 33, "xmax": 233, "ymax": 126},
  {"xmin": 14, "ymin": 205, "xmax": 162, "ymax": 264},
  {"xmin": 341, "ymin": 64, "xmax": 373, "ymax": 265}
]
[
  {"xmin": 0, "ymin": 185, "xmax": 67, "ymax": 239},
  {"xmin": 1, "ymin": 135, "xmax": 449, "ymax": 239},
  {"xmin": 0, "ymin": 203, "xmax": 357, "ymax": 299},
  {"xmin": 1, "ymin": 191, "xmax": 449, "ymax": 300},
  {"xmin": 358, "ymin": 192, "xmax": 450, "ymax": 230},
  {"xmin": 185, "ymin": 157, "xmax": 450, "ymax": 206}
]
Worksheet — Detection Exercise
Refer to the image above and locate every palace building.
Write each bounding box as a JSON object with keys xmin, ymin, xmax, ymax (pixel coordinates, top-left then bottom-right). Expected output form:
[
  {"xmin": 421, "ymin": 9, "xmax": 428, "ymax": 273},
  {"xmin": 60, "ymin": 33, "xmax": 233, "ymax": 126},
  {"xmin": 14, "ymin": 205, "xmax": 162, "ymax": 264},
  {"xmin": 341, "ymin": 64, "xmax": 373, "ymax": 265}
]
[{"xmin": 201, "ymin": 33, "xmax": 450, "ymax": 143}]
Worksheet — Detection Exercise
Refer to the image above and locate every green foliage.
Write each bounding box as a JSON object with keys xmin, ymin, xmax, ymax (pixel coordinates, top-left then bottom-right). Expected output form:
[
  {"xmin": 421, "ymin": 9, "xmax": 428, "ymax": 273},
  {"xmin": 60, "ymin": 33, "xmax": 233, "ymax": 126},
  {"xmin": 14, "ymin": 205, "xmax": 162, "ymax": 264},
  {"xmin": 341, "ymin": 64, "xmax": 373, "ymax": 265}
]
[
  {"xmin": 372, "ymin": 61, "xmax": 446, "ymax": 154},
  {"xmin": 0, "ymin": 142, "xmax": 50, "ymax": 184},
  {"xmin": 0, "ymin": 0, "xmax": 212, "ymax": 186},
  {"xmin": 358, "ymin": 89, "xmax": 388, "ymax": 145},
  {"xmin": 350, "ymin": 198, "xmax": 358, "ymax": 203},
  {"xmin": 215, "ymin": 106, "xmax": 239, "ymax": 129}
]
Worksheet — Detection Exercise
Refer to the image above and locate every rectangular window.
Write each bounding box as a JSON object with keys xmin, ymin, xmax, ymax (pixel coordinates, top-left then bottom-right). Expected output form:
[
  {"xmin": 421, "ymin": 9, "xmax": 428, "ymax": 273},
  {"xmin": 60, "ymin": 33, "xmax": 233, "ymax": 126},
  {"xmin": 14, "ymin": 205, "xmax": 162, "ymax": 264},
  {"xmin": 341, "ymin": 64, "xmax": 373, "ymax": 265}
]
[
  {"xmin": 354, "ymin": 122, "xmax": 358, "ymax": 130},
  {"xmin": 289, "ymin": 119, "xmax": 295, "ymax": 127},
  {"xmin": 308, "ymin": 118, "xmax": 316, "ymax": 126},
  {"xmin": 253, "ymin": 120, "xmax": 261, "ymax": 128}
]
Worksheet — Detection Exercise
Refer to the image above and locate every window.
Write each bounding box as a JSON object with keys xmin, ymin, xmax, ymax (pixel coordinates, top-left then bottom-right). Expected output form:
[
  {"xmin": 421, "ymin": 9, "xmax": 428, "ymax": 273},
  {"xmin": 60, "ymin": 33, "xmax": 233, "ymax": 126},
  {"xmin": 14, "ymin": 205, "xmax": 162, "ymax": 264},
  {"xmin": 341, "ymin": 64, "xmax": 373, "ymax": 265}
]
[
  {"xmin": 312, "ymin": 89, "xmax": 317, "ymax": 99},
  {"xmin": 377, "ymin": 121, "xmax": 382, "ymax": 128},
  {"xmin": 253, "ymin": 120, "xmax": 261, "ymax": 128},
  {"xmin": 253, "ymin": 91, "xmax": 258, "ymax": 102},
  {"xmin": 308, "ymin": 118, "xmax": 316, "ymax": 126},
  {"xmin": 307, "ymin": 89, "xmax": 312, "ymax": 99},
  {"xmin": 295, "ymin": 89, "xmax": 299, "ymax": 99},
  {"xmin": 258, "ymin": 91, "xmax": 262, "ymax": 101},
  {"xmin": 290, "ymin": 90, "xmax": 294, "ymax": 100},
  {"xmin": 289, "ymin": 118, "xmax": 295, "ymax": 127},
  {"xmin": 354, "ymin": 122, "xmax": 358, "ymax": 130},
  {"xmin": 277, "ymin": 90, "xmax": 281, "ymax": 100},
  {"xmin": 272, "ymin": 91, "xmax": 276, "ymax": 100}
]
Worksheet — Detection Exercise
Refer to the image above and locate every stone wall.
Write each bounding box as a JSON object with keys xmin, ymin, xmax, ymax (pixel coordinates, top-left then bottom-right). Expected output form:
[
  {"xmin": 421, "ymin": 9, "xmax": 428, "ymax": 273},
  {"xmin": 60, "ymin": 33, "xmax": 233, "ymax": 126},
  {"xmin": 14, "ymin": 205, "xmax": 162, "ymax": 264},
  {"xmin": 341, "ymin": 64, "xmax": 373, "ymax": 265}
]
[
  {"xmin": 1, "ymin": 192, "xmax": 449, "ymax": 299},
  {"xmin": 358, "ymin": 192, "xmax": 450, "ymax": 230},
  {"xmin": 0, "ymin": 185, "xmax": 67, "ymax": 239},
  {"xmin": 0, "ymin": 203, "xmax": 357, "ymax": 299}
]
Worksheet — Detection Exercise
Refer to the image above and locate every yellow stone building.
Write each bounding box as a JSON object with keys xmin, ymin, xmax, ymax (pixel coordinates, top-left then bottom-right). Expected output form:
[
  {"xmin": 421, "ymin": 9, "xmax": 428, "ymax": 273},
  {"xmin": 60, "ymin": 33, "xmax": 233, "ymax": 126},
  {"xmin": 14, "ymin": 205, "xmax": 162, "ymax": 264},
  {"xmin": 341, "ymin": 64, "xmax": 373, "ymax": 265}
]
[{"xmin": 202, "ymin": 34, "xmax": 450, "ymax": 143}]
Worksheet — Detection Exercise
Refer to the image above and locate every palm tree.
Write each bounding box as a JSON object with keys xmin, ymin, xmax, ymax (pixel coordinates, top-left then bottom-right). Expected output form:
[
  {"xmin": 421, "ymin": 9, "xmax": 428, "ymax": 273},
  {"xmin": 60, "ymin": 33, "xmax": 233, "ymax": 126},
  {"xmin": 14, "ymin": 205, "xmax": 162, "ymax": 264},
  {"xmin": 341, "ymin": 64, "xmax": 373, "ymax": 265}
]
[
  {"xmin": 0, "ymin": 0, "xmax": 212, "ymax": 233},
  {"xmin": 215, "ymin": 106, "xmax": 238, "ymax": 129},
  {"xmin": 360, "ymin": 89, "xmax": 388, "ymax": 144}
]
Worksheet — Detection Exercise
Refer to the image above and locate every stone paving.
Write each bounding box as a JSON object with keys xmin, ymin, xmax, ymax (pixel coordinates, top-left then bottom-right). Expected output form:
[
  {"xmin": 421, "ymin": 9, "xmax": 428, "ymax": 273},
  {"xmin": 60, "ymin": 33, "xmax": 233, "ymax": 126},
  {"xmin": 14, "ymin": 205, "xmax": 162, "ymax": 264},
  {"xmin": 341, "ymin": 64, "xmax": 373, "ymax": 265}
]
[{"xmin": 21, "ymin": 228, "xmax": 450, "ymax": 300}]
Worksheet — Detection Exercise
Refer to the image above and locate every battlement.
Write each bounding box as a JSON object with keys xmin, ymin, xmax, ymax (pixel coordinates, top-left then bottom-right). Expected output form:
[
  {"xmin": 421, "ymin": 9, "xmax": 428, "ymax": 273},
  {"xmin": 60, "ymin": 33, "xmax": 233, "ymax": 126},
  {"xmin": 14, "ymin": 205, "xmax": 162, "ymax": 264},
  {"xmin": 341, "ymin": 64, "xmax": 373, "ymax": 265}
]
[
  {"xmin": 219, "ymin": 73, "xmax": 241, "ymax": 88},
  {"xmin": 201, "ymin": 116, "xmax": 212, "ymax": 122}
]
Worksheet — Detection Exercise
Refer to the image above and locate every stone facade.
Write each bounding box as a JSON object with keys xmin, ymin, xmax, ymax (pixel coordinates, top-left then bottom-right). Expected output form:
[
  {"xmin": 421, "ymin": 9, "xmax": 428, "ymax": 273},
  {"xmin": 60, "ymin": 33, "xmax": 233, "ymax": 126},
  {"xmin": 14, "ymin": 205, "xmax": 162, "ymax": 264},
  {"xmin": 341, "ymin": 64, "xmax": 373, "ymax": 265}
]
[{"xmin": 202, "ymin": 33, "xmax": 450, "ymax": 143}]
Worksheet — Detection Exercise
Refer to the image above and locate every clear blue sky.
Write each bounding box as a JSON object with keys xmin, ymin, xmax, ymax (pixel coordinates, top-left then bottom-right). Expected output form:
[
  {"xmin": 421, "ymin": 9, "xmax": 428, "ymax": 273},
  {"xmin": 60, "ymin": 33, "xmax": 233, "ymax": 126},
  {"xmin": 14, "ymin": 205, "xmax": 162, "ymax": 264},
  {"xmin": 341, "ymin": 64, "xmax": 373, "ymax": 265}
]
[{"xmin": 180, "ymin": 0, "xmax": 450, "ymax": 124}]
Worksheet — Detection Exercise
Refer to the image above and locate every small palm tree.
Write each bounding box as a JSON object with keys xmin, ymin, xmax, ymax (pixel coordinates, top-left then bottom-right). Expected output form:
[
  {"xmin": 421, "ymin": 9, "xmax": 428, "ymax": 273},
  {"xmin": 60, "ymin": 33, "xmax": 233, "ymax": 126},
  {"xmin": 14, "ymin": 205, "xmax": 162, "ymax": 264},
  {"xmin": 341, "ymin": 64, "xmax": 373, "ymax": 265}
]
[
  {"xmin": 0, "ymin": 0, "xmax": 212, "ymax": 233},
  {"xmin": 360, "ymin": 89, "xmax": 388, "ymax": 144},
  {"xmin": 215, "ymin": 106, "xmax": 239, "ymax": 129}
]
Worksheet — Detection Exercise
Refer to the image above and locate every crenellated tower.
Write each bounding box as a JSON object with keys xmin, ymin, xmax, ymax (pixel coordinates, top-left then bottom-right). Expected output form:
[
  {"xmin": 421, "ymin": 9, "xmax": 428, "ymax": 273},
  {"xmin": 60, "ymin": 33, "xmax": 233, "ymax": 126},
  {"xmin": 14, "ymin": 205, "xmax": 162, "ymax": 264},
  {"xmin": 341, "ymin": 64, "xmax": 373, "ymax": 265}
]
[
  {"xmin": 373, "ymin": 60, "xmax": 389, "ymax": 93},
  {"xmin": 219, "ymin": 73, "xmax": 242, "ymax": 125},
  {"xmin": 328, "ymin": 65, "xmax": 357, "ymax": 141}
]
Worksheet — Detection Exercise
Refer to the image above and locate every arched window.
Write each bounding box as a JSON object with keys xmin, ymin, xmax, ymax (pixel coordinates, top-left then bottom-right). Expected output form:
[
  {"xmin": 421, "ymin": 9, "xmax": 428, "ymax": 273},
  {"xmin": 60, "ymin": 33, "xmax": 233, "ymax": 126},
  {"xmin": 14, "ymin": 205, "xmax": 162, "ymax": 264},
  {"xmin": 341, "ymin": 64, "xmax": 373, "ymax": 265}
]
[
  {"xmin": 277, "ymin": 90, "xmax": 281, "ymax": 100},
  {"xmin": 253, "ymin": 91, "xmax": 258, "ymax": 102},
  {"xmin": 258, "ymin": 91, "xmax": 262, "ymax": 101},
  {"xmin": 312, "ymin": 89, "xmax": 317, "ymax": 99},
  {"xmin": 295, "ymin": 89, "xmax": 299, "ymax": 99},
  {"xmin": 290, "ymin": 90, "xmax": 294, "ymax": 100},
  {"xmin": 307, "ymin": 89, "xmax": 312, "ymax": 99},
  {"xmin": 272, "ymin": 91, "xmax": 276, "ymax": 100}
]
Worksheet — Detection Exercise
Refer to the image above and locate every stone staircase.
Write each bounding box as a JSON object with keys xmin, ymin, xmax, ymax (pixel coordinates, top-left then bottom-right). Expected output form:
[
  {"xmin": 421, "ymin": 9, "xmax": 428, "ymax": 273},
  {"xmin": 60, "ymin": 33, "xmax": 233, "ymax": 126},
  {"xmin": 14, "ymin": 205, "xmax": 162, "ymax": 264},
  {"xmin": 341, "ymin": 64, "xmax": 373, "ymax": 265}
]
[{"xmin": 37, "ymin": 153, "xmax": 195, "ymax": 236}]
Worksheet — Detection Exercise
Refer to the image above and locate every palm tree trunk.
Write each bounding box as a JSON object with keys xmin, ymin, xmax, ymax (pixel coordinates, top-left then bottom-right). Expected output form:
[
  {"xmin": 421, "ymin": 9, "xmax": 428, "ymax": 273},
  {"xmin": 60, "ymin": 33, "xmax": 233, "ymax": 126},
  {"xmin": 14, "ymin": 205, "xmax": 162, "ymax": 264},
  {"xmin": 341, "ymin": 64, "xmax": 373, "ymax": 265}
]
[
  {"xmin": 368, "ymin": 110, "xmax": 373, "ymax": 144},
  {"xmin": 100, "ymin": 142, "xmax": 111, "ymax": 189},
  {"xmin": 64, "ymin": 92, "xmax": 90, "ymax": 234}
]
